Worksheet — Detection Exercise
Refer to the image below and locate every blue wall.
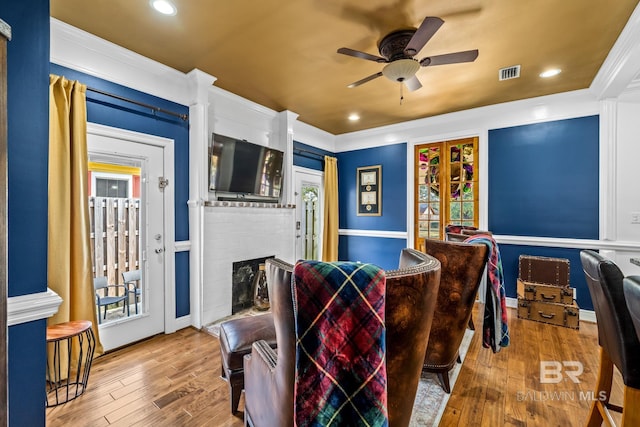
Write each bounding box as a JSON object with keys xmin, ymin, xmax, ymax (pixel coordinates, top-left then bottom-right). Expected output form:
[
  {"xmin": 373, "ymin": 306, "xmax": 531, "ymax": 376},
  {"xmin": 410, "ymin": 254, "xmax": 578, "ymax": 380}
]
[
  {"xmin": 488, "ymin": 115, "xmax": 599, "ymax": 239},
  {"xmin": 49, "ymin": 63, "xmax": 191, "ymax": 318},
  {"xmin": 4, "ymin": 0, "xmax": 50, "ymax": 424},
  {"xmin": 338, "ymin": 235, "xmax": 407, "ymax": 271},
  {"xmin": 336, "ymin": 143, "xmax": 408, "ymax": 268},
  {"xmin": 488, "ymin": 116, "xmax": 600, "ymax": 310}
]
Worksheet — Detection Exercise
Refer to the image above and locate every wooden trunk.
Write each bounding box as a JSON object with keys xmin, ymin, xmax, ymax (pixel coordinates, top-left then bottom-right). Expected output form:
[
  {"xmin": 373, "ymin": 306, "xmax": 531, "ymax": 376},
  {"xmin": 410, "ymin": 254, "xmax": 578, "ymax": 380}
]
[
  {"xmin": 517, "ymin": 298, "xmax": 579, "ymax": 329},
  {"xmin": 517, "ymin": 279, "xmax": 574, "ymax": 305},
  {"xmin": 518, "ymin": 255, "xmax": 570, "ymax": 287}
]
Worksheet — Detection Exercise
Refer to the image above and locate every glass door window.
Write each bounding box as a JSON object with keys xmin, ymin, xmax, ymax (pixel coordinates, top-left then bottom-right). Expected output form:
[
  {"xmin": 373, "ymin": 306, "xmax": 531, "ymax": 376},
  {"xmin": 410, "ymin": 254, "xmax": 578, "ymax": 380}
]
[{"xmin": 415, "ymin": 137, "xmax": 479, "ymax": 249}]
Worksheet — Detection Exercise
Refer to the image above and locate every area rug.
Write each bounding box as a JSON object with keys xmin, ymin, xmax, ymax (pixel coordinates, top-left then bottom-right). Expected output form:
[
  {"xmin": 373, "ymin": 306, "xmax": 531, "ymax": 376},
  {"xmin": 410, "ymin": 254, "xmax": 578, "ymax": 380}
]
[
  {"xmin": 409, "ymin": 329, "xmax": 474, "ymax": 426},
  {"xmin": 204, "ymin": 314, "xmax": 473, "ymax": 427}
]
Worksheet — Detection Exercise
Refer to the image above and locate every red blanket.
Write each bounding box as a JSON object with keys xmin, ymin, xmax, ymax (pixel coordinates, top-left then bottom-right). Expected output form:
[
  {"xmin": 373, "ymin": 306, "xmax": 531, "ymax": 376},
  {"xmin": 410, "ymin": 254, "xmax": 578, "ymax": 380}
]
[{"xmin": 293, "ymin": 260, "xmax": 388, "ymax": 427}]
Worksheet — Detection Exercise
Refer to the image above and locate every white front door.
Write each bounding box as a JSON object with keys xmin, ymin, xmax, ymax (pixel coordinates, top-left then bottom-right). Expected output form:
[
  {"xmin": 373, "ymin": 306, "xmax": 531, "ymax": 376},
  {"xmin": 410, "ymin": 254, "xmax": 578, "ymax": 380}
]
[
  {"xmin": 293, "ymin": 167, "xmax": 323, "ymax": 261},
  {"xmin": 88, "ymin": 125, "xmax": 170, "ymax": 351}
]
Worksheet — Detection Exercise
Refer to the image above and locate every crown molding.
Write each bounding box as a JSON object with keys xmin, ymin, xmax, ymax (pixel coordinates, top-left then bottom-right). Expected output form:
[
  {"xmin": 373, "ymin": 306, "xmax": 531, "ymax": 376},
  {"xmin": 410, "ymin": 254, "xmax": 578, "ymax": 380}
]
[
  {"xmin": 590, "ymin": 4, "xmax": 640, "ymax": 99},
  {"xmin": 209, "ymin": 84, "xmax": 279, "ymax": 120},
  {"xmin": 335, "ymin": 90, "xmax": 598, "ymax": 152},
  {"xmin": 50, "ymin": 18, "xmax": 191, "ymax": 105}
]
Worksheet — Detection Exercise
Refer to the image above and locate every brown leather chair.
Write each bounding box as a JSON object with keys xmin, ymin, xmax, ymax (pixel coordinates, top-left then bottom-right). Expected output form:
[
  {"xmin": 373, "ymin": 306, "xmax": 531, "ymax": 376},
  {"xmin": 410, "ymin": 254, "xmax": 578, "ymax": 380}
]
[
  {"xmin": 422, "ymin": 238, "xmax": 489, "ymax": 393},
  {"xmin": 581, "ymin": 251, "xmax": 640, "ymax": 426},
  {"xmin": 243, "ymin": 249, "xmax": 441, "ymax": 427}
]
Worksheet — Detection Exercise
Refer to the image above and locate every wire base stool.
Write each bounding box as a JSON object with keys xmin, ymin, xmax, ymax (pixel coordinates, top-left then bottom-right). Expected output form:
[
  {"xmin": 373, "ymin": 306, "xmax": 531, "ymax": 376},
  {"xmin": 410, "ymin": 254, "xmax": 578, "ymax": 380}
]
[{"xmin": 45, "ymin": 320, "xmax": 96, "ymax": 407}]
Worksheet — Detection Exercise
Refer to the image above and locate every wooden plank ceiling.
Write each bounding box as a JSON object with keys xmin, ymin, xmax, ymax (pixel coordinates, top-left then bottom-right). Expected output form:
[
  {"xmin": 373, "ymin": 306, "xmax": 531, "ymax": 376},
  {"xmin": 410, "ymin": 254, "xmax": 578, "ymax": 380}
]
[{"xmin": 51, "ymin": 0, "xmax": 639, "ymax": 135}]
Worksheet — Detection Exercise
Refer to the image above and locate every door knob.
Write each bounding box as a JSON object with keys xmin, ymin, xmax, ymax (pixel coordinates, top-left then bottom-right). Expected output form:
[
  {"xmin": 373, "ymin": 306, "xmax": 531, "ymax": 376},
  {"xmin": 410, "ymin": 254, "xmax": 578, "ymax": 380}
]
[{"xmin": 155, "ymin": 248, "xmax": 164, "ymax": 254}]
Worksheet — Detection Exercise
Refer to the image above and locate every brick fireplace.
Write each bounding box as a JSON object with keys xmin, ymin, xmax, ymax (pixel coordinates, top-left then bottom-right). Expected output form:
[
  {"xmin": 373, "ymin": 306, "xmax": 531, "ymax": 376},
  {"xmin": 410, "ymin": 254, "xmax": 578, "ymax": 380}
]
[{"xmin": 202, "ymin": 201, "xmax": 296, "ymax": 325}]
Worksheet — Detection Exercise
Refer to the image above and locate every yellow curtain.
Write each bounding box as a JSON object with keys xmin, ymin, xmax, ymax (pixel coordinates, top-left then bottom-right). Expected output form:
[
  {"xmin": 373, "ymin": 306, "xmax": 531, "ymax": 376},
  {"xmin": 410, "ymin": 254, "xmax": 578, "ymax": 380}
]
[
  {"xmin": 48, "ymin": 75, "xmax": 103, "ymax": 356},
  {"xmin": 322, "ymin": 156, "xmax": 339, "ymax": 261}
]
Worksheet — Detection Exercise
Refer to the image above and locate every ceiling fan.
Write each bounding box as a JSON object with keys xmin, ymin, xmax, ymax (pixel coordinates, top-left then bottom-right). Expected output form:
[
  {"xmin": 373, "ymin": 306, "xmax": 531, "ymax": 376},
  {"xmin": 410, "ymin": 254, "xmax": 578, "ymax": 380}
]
[{"xmin": 337, "ymin": 16, "xmax": 479, "ymax": 92}]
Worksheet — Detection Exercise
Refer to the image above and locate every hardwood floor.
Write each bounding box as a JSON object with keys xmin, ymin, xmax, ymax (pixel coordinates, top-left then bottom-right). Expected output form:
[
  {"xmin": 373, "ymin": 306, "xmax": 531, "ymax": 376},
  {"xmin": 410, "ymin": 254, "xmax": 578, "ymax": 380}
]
[{"xmin": 46, "ymin": 306, "xmax": 620, "ymax": 426}]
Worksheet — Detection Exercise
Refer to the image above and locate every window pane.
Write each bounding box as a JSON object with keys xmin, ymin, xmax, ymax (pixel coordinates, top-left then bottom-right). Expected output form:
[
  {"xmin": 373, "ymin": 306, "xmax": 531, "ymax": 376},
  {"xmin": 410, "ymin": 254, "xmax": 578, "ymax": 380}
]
[
  {"xmin": 450, "ymin": 184, "xmax": 460, "ymax": 201},
  {"xmin": 463, "ymin": 144, "xmax": 473, "ymax": 163},
  {"xmin": 450, "ymin": 145, "xmax": 460, "ymax": 163},
  {"xmin": 96, "ymin": 179, "xmax": 107, "ymax": 197},
  {"xmin": 419, "ymin": 203, "xmax": 429, "ymax": 219},
  {"xmin": 418, "ymin": 221, "xmax": 430, "ymax": 238},
  {"xmin": 450, "ymin": 202, "xmax": 461, "ymax": 220},
  {"xmin": 429, "ymin": 166, "xmax": 439, "ymax": 183},
  {"xmin": 418, "ymin": 185, "xmax": 429, "ymax": 202},
  {"xmin": 429, "ymin": 148, "xmax": 440, "ymax": 165},
  {"xmin": 462, "ymin": 202, "xmax": 474, "ymax": 220},
  {"xmin": 450, "ymin": 163, "xmax": 460, "ymax": 182},
  {"xmin": 462, "ymin": 182, "xmax": 473, "ymax": 200},
  {"xmin": 463, "ymin": 163, "xmax": 473, "ymax": 181}
]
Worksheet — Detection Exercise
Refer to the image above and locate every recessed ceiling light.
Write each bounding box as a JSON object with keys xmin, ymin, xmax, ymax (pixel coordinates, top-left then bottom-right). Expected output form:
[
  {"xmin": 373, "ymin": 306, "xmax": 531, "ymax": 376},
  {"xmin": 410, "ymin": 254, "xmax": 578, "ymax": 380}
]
[
  {"xmin": 540, "ymin": 68, "xmax": 561, "ymax": 78},
  {"xmin": 150, "ymin": 0, "xmax": 177, "ymax": 16},
  {"xmin": 348, "ymin": 113, "xmax": 360, "ymax": 121}
]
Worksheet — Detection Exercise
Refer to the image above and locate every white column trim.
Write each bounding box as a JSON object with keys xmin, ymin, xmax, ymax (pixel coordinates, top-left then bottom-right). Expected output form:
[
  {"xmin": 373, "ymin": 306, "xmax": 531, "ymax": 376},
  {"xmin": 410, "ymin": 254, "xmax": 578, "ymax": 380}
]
[
  {"xmin": 599, "ymin": 100, "xmax": 618, "ymax": 241},
  {"xmin": 8, "ymin": 289, "xmax": 62, "ymax": 327},
  {"xmin": 186, "ymin": 70, "xmax": 216, "ymax": 330}
]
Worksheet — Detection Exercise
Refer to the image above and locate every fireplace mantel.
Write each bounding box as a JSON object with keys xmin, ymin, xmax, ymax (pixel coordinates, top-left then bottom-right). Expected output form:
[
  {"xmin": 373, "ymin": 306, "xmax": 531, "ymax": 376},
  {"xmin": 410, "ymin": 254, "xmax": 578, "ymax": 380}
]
[{"xmin": 205, "ymin": 200, "xmax": 295, "ymax": 209}]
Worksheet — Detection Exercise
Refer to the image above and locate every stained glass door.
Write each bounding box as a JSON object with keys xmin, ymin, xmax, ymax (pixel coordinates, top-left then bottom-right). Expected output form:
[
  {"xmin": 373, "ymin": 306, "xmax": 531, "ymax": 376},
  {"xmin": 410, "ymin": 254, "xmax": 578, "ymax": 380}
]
[
  {"xmin": 446, "ymin": 139, "xmax": 478, "ymax": 230},
  {"xmin": 414, "ymin": 137, "xmax": 478, "ymax": 249},
  {"xmin": 416, "ymin": 146, "xmax": 442, "ymax": 248}
]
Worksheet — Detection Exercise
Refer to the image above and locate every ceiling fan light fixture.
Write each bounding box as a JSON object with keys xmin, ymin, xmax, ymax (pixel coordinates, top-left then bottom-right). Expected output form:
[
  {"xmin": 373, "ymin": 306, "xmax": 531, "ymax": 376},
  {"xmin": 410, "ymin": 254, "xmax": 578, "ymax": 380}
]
[{"xmin": 382, "ymin": 59, "xmax": 420, "ymax": 83}]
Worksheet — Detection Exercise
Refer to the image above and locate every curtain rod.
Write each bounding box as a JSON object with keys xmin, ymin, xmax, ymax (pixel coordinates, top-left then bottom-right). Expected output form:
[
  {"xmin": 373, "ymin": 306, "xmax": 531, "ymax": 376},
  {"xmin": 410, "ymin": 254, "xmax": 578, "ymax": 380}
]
[
  {"xmin": 294, "ymin": 148, "xmax": 326, "ymax": 159},
  {"xmin": 86, "ymin": 87, "xmax": 188, "ymax": 121}
]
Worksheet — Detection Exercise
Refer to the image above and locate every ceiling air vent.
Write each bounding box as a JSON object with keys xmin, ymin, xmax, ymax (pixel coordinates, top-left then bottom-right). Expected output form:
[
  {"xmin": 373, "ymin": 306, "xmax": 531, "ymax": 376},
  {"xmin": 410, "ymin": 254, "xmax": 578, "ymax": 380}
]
[{"xmin": 499, "ymin": 65, "xmax": 521, "ymax": 81}]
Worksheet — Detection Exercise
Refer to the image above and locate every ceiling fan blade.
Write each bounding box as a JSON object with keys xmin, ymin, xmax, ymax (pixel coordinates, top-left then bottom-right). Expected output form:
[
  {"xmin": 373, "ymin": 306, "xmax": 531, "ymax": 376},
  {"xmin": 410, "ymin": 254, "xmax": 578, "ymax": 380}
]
[
  {"xmin": 347, "ymin": 72, "xmax": 384, "ymax": 88},
  {"xmin": 404, "ymin": 17, "xmax": 444, "ymax": 56},
  {"xmin": 404, "ymin": 76, "xmax": 422, "ymax": 92},
  {"xmin": 337, "ymin": 47, "xmax": 387, "ymax": 63},
  {"xmin": 420, "ymin": 49, "xmax": 479, "ymax": 66}
]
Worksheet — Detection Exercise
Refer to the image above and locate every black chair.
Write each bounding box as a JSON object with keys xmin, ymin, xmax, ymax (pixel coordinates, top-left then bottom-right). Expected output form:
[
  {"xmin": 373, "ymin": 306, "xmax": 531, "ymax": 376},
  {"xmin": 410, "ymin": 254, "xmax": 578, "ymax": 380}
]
[
  {"xmin": 122, "ymin": 269, "xmax": 141, "ymax": 314},
  {"xmin": 94, "ymin": 276, "xmax": 128, "ymax": 323},
  {"xmin": 580, "ymin": 250, "xmax": 640, "ymax": 426},
  {"xmin": 623, "ymin": 275, "xmax": 640, "ymax": 341}
]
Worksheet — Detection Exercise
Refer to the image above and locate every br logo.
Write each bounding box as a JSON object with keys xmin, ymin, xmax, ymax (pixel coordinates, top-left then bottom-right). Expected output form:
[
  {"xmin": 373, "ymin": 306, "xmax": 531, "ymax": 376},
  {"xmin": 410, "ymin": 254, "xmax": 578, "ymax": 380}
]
[{"xmin": 540, "ymin": 361, "xmax": 584, "ymax": 384}]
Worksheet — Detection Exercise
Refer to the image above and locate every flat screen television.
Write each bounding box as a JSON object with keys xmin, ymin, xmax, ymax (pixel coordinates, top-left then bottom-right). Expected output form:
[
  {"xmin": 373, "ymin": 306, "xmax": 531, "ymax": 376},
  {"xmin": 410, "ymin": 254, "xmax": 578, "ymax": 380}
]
[{"xmin": 208, "ymin": 133, "xmax": 284, "ymax": 201}]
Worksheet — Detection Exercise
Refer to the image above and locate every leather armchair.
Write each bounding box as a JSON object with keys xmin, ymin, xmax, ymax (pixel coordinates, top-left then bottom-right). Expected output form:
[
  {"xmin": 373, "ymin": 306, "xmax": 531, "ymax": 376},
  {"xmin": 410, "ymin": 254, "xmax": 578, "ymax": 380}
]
[
  {"xmin": 581, "ymin": 251, "xmax": 640, "ymax": 426},
  {"xmin": 422, "ymin": 238, "xmax": 489, "ymax": 393},
  {"xmin": 243, "ymin": 249, "xmax": 441, "ymax": 427}
]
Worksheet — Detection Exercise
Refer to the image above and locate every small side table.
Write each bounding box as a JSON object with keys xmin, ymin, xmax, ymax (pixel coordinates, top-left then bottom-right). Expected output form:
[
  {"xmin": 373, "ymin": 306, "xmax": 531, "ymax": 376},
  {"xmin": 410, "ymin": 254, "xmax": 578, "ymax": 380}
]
[{"xmin": 45, "ymin": 320, "xmax": 96, "ymax": 407}]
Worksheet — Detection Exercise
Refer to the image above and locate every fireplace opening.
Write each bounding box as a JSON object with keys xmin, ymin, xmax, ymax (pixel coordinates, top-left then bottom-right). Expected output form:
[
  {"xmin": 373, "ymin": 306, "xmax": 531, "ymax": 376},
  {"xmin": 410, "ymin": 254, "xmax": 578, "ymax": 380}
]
[{"xmin": 231, "ymin": 255, "xmax": 275, "ymax": 314}]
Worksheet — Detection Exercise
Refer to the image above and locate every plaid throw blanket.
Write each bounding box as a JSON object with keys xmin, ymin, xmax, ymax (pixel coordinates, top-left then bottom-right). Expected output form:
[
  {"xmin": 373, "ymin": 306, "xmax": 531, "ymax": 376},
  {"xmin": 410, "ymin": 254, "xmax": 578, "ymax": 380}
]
[
  {"xmin": 293, "ymin": 261, "xmax": 388, "ymax": 427},
  {"xmin": 463, "ymin": 234, "xmax": 511, "ymax": 352}
]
